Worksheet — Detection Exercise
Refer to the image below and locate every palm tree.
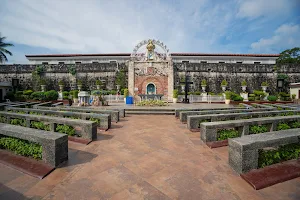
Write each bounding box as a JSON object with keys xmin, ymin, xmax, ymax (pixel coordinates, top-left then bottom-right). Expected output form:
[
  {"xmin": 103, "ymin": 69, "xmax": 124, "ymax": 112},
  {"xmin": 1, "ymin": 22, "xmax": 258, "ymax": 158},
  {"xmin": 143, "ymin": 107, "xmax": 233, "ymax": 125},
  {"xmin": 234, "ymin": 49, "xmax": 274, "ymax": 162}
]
[{"xmin": 0, "ymin": 33, "xmax": 14, "ymax": 63}]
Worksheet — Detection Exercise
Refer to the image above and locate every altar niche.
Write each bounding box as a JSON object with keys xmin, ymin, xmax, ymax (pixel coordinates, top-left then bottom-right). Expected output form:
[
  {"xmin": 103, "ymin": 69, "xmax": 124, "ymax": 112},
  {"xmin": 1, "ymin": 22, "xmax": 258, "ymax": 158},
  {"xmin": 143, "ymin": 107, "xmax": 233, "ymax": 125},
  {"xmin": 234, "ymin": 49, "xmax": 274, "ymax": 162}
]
[{"xmin": 128, "ymin": 39, "xmax": 174, "ymax": 102}]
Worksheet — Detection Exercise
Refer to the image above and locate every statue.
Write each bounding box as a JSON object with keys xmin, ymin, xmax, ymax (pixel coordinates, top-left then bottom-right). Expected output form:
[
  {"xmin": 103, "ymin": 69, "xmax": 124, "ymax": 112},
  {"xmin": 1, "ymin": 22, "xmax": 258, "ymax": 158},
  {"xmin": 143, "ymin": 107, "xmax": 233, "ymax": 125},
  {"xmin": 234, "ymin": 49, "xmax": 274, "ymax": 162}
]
[{"xmin": 146, "ymin": 40, "xmax": 155, "ymax": 60}]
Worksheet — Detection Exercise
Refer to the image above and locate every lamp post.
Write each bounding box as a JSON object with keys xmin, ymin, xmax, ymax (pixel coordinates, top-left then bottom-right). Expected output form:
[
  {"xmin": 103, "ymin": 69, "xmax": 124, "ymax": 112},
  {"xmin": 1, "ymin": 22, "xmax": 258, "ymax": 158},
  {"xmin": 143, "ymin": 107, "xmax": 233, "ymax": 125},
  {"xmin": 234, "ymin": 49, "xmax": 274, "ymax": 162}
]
[
  {"xmin": 277, "ymin": 79, "xmax": 284, "ymax": 93},
  {"xmin": 179, "ymin": 64, "xmax": 193, "ymax": 104}
]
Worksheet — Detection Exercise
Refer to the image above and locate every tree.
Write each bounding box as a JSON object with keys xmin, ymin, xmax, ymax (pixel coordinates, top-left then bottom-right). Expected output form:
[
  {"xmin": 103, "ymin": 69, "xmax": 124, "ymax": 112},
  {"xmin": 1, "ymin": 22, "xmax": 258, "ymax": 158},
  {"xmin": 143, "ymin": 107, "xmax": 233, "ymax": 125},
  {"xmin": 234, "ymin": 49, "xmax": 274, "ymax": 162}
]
[
  {"xmin": 115, "ymin": 69, "xmax": 126, "ymax": 89},
  {"xmin": 0, "ymin": 33, "xmax": 14, "ymax": 63},
  {"xmin": 276, "ymin": 47, "xmax": 300, "ymax": 64}
]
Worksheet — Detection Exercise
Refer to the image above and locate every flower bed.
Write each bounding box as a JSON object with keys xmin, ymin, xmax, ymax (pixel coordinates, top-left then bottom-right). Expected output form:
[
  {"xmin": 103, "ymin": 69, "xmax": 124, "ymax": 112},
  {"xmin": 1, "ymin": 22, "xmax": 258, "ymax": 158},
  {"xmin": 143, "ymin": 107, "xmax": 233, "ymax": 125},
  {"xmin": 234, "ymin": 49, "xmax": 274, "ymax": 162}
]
[
  {"xmin": 136, "ymin": 100, "xmax": 167, "ymax": 106},
  {"xmin": 0, "ymin": 135, "xmax": 42, "ymax": 160}
]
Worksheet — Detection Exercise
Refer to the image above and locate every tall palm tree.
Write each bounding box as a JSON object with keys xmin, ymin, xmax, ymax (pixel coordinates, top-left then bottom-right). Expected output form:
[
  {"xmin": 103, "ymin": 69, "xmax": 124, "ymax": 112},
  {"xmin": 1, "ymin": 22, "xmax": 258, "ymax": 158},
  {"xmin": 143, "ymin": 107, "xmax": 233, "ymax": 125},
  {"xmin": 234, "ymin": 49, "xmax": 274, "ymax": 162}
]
[{"xmin": 0, "ymin": 33, "xmax": 14, "ymax": 63}]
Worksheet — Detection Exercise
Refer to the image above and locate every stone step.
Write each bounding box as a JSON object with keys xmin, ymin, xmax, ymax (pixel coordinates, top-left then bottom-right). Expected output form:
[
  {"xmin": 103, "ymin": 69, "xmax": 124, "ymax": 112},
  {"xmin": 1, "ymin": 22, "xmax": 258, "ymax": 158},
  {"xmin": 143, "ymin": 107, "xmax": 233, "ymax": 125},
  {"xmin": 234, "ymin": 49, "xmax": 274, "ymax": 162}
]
[
  {"xmin": 125, "ymin": 108, "xmax": 175, "ymax": 112},
  {"xmin": 126, "ymin": 111, "xmax": 175, "ymax": 115}
]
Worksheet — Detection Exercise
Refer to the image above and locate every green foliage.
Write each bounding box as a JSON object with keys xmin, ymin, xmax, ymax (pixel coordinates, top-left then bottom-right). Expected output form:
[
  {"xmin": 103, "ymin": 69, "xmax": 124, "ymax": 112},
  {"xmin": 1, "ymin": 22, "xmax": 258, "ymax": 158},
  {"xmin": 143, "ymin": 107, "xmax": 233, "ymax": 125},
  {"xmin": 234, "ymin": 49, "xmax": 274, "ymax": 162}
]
[
  {"xmin": 292, "ymin": 94, "xmax": 296, "ymax": 100},
  {"xmin": 261, "ymin": 81, "xmax": 269, "ymax": 86},
  {"xmin": 279, "ymin": 92, "xmax": 291, "ymax": 101},
  {"xmin": 70, "ymin": 90, "xmax": 79, "ymax": 98},
  {"xmin": 68, "ymin": 65, "xmax": 76, "ymax": 75},
  {"xmin": 221, "ymin": 79, "xmax": 228, "ymax": 86},
  {"xmin": 30, "ymin": 92, "xmax": 45, "ymax": 101},
  {"xmin": 35, "ymin": 66, "xmax": 44, "ymax": 76},
  {"xmin": 217, "ymin": 129, "xmax": 239, "ymax": 141},
  {"xmin": 290, "ymin": 121, "xmax": 300, "ymax": 128},
  {"xmin": 249, "ymin": 125, "xmax": 268, "ymax": 134},
  {"xmin": 267, "ymin": 95, "xmax": 278, "ymax": 102},
  {"xmin": 241, "ymin": 80, "xmax": 247, "ymax": 86},
  {"xmin": 4, "ymin": 91, "xmax": 15, "ymax": 101},
  {"xmin": 0, "ymin": 135, "xmax": 42, "ymax": 160},
  {"xmin": 77, "ymin": 80, "xmax": 83, "ymax": 85},
  {"xmin": 136, "ymin": 100, "xmax": 167, "ymax": 106},
  {"xmin": 115, "ymin": 70, "xmax": 126, "ymax": 89},
  {"xmin": 276, "ymin": 47, "xmax": 300, "ymax": 64},
  {"xmin": 23, "ymin": 90, "xmax": 33, "ymax": 95},
  {"xmin": 194, "ymin": 91, "xmax": 201, "ymax": 95},
  {"xmin": 58, "ymin": 80, "xmax": 64, "ymax": 85},
  {"xmin": 30, "ymin": 121, "xmax": 50, "ymax": 131},
  {"xmin": 124, "ymin": 89, "xmax": 129, "ymax": 97},
  {"xmin": 0, "ymin": 33, "xmax": 14, "ymax": 63},
  {"xmin": 89, "ymin": 117, "xmax": 101, "ymax": 125},
  {"xmin": 62, "ymin": 91, "xmax": 69, "ymax": 100},
  {"xmin": 258, "ymin": 143, "xmax": 300, "ymax": 168},
  {"xmin": 39, "ymin": 79, "xmax": 46, "ymax": 85},
  {"xmin": 198, "ymin": 119, "xmax": 210, "ymax": 128},
  {"xmin": 45, "ymin": 90, "xmax": 58, "ymax": 101},
  {"xmin": 224, "ymin": 91, "xmax": 231, "ymax": 100},
  {"xmin": 248, "ymin": 97, "xmax": 255, "ymax": 101},
  {"xmin": 173, "ymin": 89, "xmax": 178, "ymax": 98},
  {"xmin": 96, "ymin": 79, "xmax": 102, "ymax": 86},
  {"xmin": 253, "ymin": 90, "xmax": 266, "ymax": 100},
  {"xmin": 232, "ymin": 94, "xmax": 244, "ymax": 101},
  {"xmin": 0, "ymin": 116, "xmax": 7, "ymax": 123},
  {"xmin": 276, "ymin": 123, "xmax": 290, "ymax": 131},
  {"xmin": 201, "ymin": 79, "xmax": 207, "ymax": 86},
  {"xmin": 56, "ymin": 124, "xmax": 76, "ymax": 136},
  {"xmin": 10, "ymin": 118, "xmax": 26, "ymax": 127},
  {"xmin": 29, "ymin": 111, "xmax": 41, "ymax": 115}
]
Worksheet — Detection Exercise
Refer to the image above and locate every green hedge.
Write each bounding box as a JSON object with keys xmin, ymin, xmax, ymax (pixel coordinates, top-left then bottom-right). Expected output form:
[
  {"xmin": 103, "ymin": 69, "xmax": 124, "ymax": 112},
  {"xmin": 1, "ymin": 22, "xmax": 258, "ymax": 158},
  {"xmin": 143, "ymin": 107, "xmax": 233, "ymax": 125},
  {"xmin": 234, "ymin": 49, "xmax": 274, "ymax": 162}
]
[
  {"xmin": 217, "ymin": 129, "xmax": 239, "ymax": 141},
  {"xmin": 0, "ymin": 135, "xmax": 42, "ymax": 160},
  {"xmin": 258, "ymin": 143, "xmax": 300, "ymax": 168},
  {"xmin": 56, "ymin": 124, "xmax": 76, "ymax": 136},
  {"xmin": 249, "ymin": 125, "xmax": 268, "ymax": 134}
]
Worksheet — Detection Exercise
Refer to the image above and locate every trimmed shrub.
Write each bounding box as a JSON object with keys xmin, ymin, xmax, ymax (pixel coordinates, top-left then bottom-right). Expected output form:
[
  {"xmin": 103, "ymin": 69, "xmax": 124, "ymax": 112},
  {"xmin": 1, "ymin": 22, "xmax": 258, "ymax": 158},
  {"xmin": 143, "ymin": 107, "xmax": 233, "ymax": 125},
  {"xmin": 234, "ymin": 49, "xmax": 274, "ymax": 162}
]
[
  {"xmin": 45, "ymin": 90, "xmax": 58, "ymax": 101},
  {"xmin": 217, "ymin": 129, "xmax": 239, "ymax": 141},
  {"xmin": 4, "ymin": 91, "xmax": 15, "ymax": 101},
  {"xmin": 124, "ymin": 89, "xmax": 129, "ymax": 97},
  {"xmin": 23, "ymin": 90, "xmax": 34, "ymax": 95},
  {"xmin": 276, "ymin": 123, "xmax": 290, "ymax": 131},
  {"xmin": 62, "ymin": 91, "xmax": 69, "ymax": 100},
  {"xmin": 232, "ymin": 95, "xmax": 244, "ymax": 101},
  {"xmin": 30, "ymin": 92, "xmax": 45, "ymax": 101},
  {"xmin": 249, "ymin": 125, "xmax": 268, "ymax": 134},
  {"xmin": 56, "ymin": 124, "xmax": 76, "ymax": 136},
  {"xmin": 267, "ymin": 95, "xmax": 278, "ymax": 102}
]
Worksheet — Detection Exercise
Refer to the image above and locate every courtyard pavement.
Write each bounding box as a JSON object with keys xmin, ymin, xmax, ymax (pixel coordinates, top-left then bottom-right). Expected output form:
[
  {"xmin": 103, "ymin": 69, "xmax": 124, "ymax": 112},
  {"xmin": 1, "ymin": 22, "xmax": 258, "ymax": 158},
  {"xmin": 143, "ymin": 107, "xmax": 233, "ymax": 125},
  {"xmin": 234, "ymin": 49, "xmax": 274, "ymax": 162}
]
[{"xmin": 1, "ymin": 114, "xmax": 300, "ymax": 199}]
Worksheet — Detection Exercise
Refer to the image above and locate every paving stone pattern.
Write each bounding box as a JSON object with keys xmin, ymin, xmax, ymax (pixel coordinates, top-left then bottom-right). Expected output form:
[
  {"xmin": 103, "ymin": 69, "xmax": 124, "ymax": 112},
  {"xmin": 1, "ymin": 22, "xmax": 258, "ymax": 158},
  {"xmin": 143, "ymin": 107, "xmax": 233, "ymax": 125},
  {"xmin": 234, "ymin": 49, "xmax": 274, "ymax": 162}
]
[{"xmin": 0, "ymin": 115, "xmax": 300, "ymax": 199}]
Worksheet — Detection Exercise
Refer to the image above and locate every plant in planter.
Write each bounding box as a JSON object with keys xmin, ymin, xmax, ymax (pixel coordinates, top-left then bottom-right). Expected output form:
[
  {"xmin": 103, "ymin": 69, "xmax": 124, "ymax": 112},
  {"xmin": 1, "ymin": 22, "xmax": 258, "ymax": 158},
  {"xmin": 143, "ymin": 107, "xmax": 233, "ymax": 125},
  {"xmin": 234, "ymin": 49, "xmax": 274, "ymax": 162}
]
[
  {"xmin": 77, "ymin": 80, "xmax": 83, "ymax": 91},
  {"xmin": 221, "ymin": 79, "xmax": 228, "ymax": 91},
  {"xmin": 58, "ymin": 80, "xmax": 64, "ymax": 92},
  {"xmin": 173, "ymin": 89, "xmax": 178, "ymax": 103},
  {"xmin": 70, "ymin": 90, "xmax": 79, "ymax": 103},
  {"xmin": 261, "ymin": 81, "xmax": 269, "ymax": 92},
  {"xmin": 95, "ymin": 80, "xmax": 102, "ymax": 90},
  {"xmin": 292, "ymin": 94, "xmax": 296, "ymax": 100},
  {"xmin": 224, "ymin": 91, "xmax": 231, "ymax": 104},
  {"xmin": 201, "ymin": 79, "xmax": 207, "ymax": 92},
  {"xmin": 241, "ymin": 80, "xmax": 247, "ymax": 92},
  {"xmin": 124, "ymin": 88, "xmax": 129, "ymax": 102},
  {"xmin": 40, "ymin": 79, "xmax": 47, "ymax": 92}
]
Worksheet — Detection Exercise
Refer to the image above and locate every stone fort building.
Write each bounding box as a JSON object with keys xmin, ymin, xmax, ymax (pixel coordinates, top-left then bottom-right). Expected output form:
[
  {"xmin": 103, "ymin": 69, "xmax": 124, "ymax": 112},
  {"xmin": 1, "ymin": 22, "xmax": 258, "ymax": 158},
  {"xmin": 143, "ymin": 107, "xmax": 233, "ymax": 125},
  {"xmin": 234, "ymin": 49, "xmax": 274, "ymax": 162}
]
[{"xmin": 0, "ymin": 39, "xmax": 299, "ymax": 101}]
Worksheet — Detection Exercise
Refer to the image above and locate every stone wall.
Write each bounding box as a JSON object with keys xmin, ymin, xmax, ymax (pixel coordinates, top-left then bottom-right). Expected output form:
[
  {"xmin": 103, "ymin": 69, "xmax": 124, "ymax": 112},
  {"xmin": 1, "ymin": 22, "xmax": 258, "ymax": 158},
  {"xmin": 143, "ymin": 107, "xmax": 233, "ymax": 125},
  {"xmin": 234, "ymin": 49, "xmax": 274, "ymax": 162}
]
[{"xmin": 0, "ymin": 63, "xmax": 299, "ymax": 94}]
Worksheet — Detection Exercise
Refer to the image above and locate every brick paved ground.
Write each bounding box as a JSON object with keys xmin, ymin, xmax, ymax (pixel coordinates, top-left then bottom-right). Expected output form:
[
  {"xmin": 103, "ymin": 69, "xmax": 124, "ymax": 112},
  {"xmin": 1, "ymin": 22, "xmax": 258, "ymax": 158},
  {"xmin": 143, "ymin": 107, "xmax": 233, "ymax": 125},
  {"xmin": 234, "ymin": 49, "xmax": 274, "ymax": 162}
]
[{"xmin": 1, "ymin": 115, "xmax": 300, "ymax": 200}]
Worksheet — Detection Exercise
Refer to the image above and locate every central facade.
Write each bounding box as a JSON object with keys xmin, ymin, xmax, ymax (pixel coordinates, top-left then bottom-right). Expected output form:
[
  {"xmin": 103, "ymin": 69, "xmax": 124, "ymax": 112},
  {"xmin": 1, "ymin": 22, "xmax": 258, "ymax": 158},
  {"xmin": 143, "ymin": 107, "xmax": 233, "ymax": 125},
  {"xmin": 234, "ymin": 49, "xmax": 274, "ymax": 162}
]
[{"xmin": 127, "ymin": 39, "xmax": 174, "ymax": 101}]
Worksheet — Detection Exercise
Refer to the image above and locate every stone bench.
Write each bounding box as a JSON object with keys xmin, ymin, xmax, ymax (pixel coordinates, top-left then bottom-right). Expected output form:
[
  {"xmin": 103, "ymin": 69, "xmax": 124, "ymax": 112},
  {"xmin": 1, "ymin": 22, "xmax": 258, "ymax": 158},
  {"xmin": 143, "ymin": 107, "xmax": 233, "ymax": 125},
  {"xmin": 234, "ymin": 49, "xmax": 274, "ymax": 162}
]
[
  {"xmin": 175, "ymin": 107, "xmax": 242, "ymax": 118},
  {"xmin": 188, "ymin": 109, "xmax": 300, "ymax": 131},
  {"xmin": 5, "ymin": 107, "xmax": 111, "ymax": 131},
  {"xmin": 32, "ymin": 102, "xmax": 53, "ymax": 108},
  {"xmin": 34, "ymin": 106, "xmax": 120, "ymax": 122},
  {"xmin": 228, "ymin": 129, "xmax": 300, "ymax": 174},
  {"xmin": 180, "ymin": 107, "xmax": 275, "ymax": 123},
  {"xmin": 250, "ymin": 103, "xmax": 275, "ymax": 109},
  {"xmin": 52, "ymin": 102, "xmax": 64, "ymax": 107},
  {"xmin": 268, "ymin": 104, "xmax": 297, "ymax": 110},
  {"xmin": 0, "ymin": 112, "xmax": 97, "ymax": 142},
  {"xmin": 0, "ymin": 123, "xmax": 68, "ymax": 167},
  {"xmin": 78, "ymin": 107, "xmax": 125, "ymax": 118},
  {"xmin": 239, "ymin": 103, "xmax": 253, "ymax": 109},
  {"xmin": 200, "ymin": 115, "xmax": 300, "ymax": 143}
]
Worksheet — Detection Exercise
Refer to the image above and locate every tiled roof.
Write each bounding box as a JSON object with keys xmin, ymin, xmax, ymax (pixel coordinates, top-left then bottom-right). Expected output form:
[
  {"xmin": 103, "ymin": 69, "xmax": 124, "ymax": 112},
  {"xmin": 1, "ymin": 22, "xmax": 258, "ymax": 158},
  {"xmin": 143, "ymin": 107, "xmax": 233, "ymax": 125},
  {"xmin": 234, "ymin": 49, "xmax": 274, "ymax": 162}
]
[{"xmin": 25, "ymin": 53, "xmax": 280, "ymax": 58}]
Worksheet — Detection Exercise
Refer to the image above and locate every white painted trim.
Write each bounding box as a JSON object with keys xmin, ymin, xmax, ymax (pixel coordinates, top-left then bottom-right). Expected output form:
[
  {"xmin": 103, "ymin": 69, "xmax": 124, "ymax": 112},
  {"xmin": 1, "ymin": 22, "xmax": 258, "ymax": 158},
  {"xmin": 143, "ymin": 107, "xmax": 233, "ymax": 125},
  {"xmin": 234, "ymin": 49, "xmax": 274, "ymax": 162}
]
[{"xmin": 146, "ymin": 82, "xmax": 156, "ymax": 94}]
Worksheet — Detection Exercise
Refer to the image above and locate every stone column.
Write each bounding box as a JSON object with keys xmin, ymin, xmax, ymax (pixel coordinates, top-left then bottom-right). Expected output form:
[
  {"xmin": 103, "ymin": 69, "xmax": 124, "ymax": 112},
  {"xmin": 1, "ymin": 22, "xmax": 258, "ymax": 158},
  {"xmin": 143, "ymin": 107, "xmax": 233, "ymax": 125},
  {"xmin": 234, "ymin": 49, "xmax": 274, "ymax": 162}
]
[
  {"xmin": 167, "ymin": 59, "xmax": 174, "ymax": 102},
  {"xmin": 128, "ymin": 61, "xmax": 135, "ymax": 96}
]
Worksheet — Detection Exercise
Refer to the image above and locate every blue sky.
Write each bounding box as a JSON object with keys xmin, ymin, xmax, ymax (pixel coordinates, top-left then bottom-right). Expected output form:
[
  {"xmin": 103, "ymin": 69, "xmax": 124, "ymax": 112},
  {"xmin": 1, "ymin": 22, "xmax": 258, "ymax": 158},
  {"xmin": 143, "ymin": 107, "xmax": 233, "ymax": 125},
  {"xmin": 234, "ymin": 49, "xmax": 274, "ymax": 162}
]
[{"xmin": 1, "ymin": 0, "xmax": 300, "ymax": 64}]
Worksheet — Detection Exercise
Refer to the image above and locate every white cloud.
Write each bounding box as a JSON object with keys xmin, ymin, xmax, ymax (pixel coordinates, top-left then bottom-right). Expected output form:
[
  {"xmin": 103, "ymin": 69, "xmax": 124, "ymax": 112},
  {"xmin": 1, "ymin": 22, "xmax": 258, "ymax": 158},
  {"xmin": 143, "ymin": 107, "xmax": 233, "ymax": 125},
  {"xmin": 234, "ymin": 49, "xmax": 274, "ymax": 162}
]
[
  {"xmin": 251, "ymin": 24, "xmax": 300, "ymax": 53},
  {"xmin": 237, "ymin": 0, "xmax": 294, "ymax": 19}
]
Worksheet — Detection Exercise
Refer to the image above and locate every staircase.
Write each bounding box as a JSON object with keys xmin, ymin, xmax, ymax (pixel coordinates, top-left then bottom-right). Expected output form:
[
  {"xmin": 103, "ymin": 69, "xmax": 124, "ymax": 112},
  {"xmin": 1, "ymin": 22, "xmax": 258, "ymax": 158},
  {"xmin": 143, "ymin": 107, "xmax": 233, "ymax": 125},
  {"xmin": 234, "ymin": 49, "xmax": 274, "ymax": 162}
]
[{"xmin": 125, "ymin": 108, "xmax": 175, "ymax": 115}]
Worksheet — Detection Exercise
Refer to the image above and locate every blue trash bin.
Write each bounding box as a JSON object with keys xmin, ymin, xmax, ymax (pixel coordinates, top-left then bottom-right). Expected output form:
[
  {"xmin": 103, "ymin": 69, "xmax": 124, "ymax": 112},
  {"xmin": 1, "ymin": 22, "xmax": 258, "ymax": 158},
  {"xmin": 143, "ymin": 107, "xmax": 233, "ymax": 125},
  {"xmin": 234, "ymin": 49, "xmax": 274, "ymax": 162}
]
[{"xmin": 126, "ymin": 96, "xmax": 134, "ymax": 104}]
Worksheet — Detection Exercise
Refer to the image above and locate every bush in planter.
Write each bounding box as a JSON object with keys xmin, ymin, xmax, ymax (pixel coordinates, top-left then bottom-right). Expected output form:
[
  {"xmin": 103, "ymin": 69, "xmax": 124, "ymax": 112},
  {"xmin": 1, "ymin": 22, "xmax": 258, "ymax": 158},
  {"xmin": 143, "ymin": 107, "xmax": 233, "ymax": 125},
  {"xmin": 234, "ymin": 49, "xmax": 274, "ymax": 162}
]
[
  {"xmin": 201, "ymin": 79, "xmax": 207, "ymax": 86},
  {"xmin": 39, "ymin": 79, "xmax": 46, "ymax": 85},
  {"xmin": 221, "ymin": 79, "xmax": 228, "ymax": 86},
  {"xmin": 241, "ymin": 80, "xmax": 247, "ymax": 86},
  {"xmin": 30, "ymin": 92, "xmax": 45, "ymax": 101},
  {"xmin": 253, "ymin": 90, "xmax": 266, "ymax": 100},
  {"xmin": 292, "ymin": 94, "xmax": 296, "ymax": 100},
  {"xmin": 267, "ymin": 95, "xmax": 278, "ymax": 101},
  {"xmin": 279, "ymin": 92, "xmax": 291, "ymax": 101},
  {"xmin": 96, "ymin": 80, "xmax": 102, "ymax": 86},
  {"xmin": 124, "ymin": 89, "xmax": 129, "ymax": 97},
  {"xmin": 77, "ymin": 80, "xmax": 83, "ymax": 85},
  {"xmin": 261, "ymin": 81, "xmax": 269, "ymax": 87},
  {"xmin": 232, "ymin": 95, "xmax": 244, "ymax": 101},
  {"xmin": 58, "ymin": 80, "xmax": 64, "ymax": 86},
  {"xmin": 194, "ymin": 91, "xmax": 201, "ymax": 95},
  {"xmin": 173, "ymin": 89, "xmax": 178, "ymax": 98},
  {"xmin": 70, "ymin": 90, "xmax": 79, "ymax": 99},
  {"xmin": 4, "ymin": 91, "xmax": 15, "ymax": 101},
  {"xmin": 62, "ymin": 91, "xmax": 69, "ymax": 100},
  {"xmin": 248, "ymin": 97, "xmax": 255, "ymax": 101},
  {"xmin": 44, "ymin": 90, "xmax": 58, "ymax": 101},
  {"xmin": 23, "ymin": 90, "xmax": 33, "ymax": 95},
  {"xmin": 224, "ymin": 91, "xmax": 232, "ymax": 100}
]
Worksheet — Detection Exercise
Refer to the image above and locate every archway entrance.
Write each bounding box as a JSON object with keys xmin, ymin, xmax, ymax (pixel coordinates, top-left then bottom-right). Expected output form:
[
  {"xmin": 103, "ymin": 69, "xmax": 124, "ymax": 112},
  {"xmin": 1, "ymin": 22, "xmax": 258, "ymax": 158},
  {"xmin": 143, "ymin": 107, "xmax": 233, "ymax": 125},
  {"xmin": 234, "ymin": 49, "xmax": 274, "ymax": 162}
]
[{"xmin": 146, "ymin": 83, "xmax": 156, "ymax": 94}]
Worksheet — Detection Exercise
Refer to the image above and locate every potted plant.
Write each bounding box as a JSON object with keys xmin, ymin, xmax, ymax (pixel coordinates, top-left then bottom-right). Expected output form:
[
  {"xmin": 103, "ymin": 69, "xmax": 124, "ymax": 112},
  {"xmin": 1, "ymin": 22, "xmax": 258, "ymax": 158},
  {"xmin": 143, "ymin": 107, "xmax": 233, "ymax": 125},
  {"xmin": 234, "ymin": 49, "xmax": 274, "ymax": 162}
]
[
  {"xmin": 124, "ymin": 88, "xmax": 129, "ymax": 103},
  {"xmin": 201, "ymin": 79, "xmax": 207, "ymax": 92},
  {"xmin": 77, "ymin": 80, "xmax": 83, "ymax": 91},
  {"xmin": 221, "ymin": 80, "xmax": 228, "ymax": 92},
  {"xmin": 73, "ymin": 90, "xmax": 79, "ymax": 104},
  {"xmin": 40, "ymin": 79, "xmax": 47, "ymax": 92},
  {"xmin": 224, "ymin": 91, "xmax": 231, "ymax": 104},
  {"xmin": 173, "ymin": 89, "xmax": 178, "ymax": 103},
  {"xmin": 261, "ymin": 82, "xmax": 268, "ymax": 92},
  {"xmin": 241, "ymin": 80, "xmax": 247, "ymax": 92},
  {"xmin": 58, "ymin": 80, "xmax": 64, "ymax": 92},
  {"xmin": 96, "ymin": 80, "xmax": 102, "ymax": 90}
]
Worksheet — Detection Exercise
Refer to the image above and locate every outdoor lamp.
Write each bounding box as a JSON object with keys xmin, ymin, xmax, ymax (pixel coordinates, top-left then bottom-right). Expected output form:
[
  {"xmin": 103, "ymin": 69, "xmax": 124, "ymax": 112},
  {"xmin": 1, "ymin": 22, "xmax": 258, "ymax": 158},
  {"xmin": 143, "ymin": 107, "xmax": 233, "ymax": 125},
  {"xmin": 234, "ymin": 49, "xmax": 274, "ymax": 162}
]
[{"xmin": 277, "ymin": 79, "xmax": 284, "ymax": 88}]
